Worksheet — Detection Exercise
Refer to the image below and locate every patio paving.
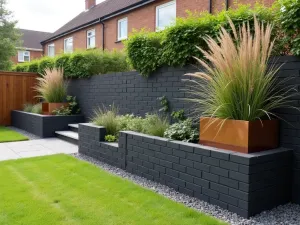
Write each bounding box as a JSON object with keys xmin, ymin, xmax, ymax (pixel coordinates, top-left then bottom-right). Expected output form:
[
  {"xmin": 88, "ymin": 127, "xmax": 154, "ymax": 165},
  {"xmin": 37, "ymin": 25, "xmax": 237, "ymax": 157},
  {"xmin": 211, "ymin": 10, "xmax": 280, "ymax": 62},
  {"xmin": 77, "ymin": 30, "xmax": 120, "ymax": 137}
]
[{"xmin": 0, "ymin": 138, "xmax": 78, "ymax": 161}]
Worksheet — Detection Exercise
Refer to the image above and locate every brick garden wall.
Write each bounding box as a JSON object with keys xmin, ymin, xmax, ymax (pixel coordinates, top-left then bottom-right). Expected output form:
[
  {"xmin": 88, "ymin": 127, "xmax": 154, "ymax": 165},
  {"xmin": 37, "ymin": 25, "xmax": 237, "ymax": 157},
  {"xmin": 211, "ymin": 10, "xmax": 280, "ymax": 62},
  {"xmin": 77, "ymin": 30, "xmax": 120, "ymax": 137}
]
[
  {"xmin": 78, "ymin": 124, "xmax": 293, "ymax": 218},
  {"xmin": 69, "ymin": 56, "xmax": 300, "ymax": 204}
]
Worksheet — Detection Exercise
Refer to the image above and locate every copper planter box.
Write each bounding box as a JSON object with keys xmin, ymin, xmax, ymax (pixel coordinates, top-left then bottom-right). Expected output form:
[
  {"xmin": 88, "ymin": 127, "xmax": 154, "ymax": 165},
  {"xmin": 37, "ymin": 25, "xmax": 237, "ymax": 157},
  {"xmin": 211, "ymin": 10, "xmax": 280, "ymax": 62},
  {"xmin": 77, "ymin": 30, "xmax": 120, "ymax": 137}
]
[
  {"xmin": 42, "ymin": 103, "xmax": 69, "ymax": 115},
  {"xmin": 199, "ymin": 117, "xmax": 279, "ymax": 153}
]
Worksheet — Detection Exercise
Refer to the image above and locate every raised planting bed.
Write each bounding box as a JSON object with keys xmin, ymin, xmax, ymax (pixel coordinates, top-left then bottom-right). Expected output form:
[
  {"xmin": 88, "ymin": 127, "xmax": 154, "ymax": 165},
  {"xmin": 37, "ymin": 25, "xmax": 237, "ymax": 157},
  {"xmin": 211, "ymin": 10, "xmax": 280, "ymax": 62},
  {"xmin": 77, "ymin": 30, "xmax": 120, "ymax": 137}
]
[
  {"xmin": 12, "ymin": 110, "xmax": 84, "ymax": 138},
  {"xmin": 78, "ymin": 123, "xmax": 126, "ymax": 169},
  {"xmin": 78, "ymin": 124, "xmax": 293, "ymax": 218}
]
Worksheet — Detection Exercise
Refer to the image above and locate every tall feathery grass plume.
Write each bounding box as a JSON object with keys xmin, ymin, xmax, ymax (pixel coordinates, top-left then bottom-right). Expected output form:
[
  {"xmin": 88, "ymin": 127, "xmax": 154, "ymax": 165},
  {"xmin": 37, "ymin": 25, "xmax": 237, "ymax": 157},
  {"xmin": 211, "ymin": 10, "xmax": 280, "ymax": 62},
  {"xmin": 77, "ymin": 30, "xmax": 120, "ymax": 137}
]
[
  {"xmin": 35, "ymin": 69, "xmax": 68, "ymax": 103},
  {"xmin": 183, "ymin": 17, "xmax": 298, "ymax": 124}
]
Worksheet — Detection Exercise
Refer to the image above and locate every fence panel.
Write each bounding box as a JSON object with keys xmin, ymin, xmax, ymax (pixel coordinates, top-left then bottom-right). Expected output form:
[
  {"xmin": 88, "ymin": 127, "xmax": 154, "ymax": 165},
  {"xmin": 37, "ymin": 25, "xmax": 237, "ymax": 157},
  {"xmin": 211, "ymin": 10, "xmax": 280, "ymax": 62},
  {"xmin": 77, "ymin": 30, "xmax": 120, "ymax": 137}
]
[{"xmin": 0, "ymin": 71, "xmax": 38, "ymax": 126}]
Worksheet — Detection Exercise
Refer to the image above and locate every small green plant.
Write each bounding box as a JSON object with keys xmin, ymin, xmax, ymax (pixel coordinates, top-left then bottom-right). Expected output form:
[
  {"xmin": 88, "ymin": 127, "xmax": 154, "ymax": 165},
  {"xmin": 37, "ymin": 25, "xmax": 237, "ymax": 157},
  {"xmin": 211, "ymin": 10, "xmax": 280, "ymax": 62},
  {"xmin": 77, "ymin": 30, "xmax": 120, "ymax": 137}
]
[
  {"xmin": 52, "ymin": 96, "xmax": 80, "ymax": 115},
  {"xmin": 142, "ymin": 113, "xmax": 170, "ymax": 137},
  {"xmin": 35, "ymin": 69, "xmax": 68, "ymax": 103},
  {"xmin": 171, "ymin": 110, "xmax": 186, "ymax": 121},
  {"xmin": 164, "ymin": 119, "xmax": 198, "ymax": 143},
  {"xmin": 92, "ymin": 104, "xmax": 120, "ymax": 136},
  {"xmin": 118, "ymin": 114, "xmax": 144, "ymax": 132},
  {"xmin": 158, "ymin": 96, "xmax": 169, "ymax": 113},
  {"xmin": 23, "ymin": 103, "xmax": 42, "ymax": 114},
  {"xmin": 105, "ymin": 135, "xmax": 117, "ymax": 142},
  {"xmin": 23, "ymin": 103, "xmax": 33, "ymax": 112}
]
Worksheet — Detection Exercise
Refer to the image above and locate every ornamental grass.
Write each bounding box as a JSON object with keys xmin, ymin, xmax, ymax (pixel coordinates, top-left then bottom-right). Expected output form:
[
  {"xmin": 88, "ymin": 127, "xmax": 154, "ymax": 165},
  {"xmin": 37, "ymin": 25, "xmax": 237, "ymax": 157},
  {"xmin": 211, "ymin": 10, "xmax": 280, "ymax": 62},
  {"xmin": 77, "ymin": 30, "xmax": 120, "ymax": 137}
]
[
  {"xmin": 35, "ymin": 69, "xmax": 68, "ymax": 103},
  {"xmin": 185, "ymin": 17, "xmax": 298, "ymax": 122}
]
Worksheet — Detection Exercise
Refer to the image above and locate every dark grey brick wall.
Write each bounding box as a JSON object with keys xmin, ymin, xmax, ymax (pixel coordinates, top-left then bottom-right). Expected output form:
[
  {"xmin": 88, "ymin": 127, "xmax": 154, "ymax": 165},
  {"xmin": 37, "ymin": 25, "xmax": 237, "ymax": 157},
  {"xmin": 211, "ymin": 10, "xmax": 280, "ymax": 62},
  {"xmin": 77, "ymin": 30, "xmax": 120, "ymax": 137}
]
[
  {"xmin": 68, "ymin": 56, "xmax": 300, "ymax": 204},
  {"xmin": 79, "ymin": 123, "xmax": 126, "ymax": 169},
  {"xmin": 77, "ymin": 126, "xmax": 292, "ymax": 218},
  {"xmin": 12, "ymin": 110, "xmax": 84, "ymax": 137},
  {"xmin": 123, "ymin": 131, "xmax": 292, "ymax": 218}
]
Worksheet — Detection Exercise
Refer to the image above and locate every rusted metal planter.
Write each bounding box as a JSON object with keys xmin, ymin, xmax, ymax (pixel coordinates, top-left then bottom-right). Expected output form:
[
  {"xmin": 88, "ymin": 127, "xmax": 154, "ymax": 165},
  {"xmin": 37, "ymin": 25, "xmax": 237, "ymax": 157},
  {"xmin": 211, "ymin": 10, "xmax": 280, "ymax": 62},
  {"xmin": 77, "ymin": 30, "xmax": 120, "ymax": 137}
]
[
  {"xmin": 42, "ymin": 103, "xmax": 69, "ymax": 115},
  {"xmin": 199, "ymin": 117, "xmax": 279, "ymax": 154}
]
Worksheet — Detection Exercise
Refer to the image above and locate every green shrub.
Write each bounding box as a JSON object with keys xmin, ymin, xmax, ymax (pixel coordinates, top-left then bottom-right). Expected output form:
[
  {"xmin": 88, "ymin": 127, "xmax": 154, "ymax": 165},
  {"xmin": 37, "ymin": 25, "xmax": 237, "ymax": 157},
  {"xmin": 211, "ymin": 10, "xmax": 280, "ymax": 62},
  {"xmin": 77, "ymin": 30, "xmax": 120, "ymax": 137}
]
[
  {"xmin": 23, "ymin": 103, "xmax": 33, "ymax": 112},
  {"xmin": 13, "ymin": 50, "xmax": 129, "ymax": 78},
  {"xmin": 142, "ymin": 113, "xmax": 170, "ymax": 137},
  {"xmin": 27, "ymin": 60, "xmax": 39, "ymax": 73},
  {"xmin": 54, "ymin": 53, "xmax": 72, "ymax": 77},
  {"xmin": 125, "ymin": 3, "xmax": 283, "ymax": 75},
  {"xmin": 14, "ymin": 63, "xmax": 30, "ymax": 72},
  {"xmin": 164, "ymin": 119, "xmax": 198, "ymax": 143},
  {"xmin": 38, "ymin": 57, "xmax": 55, "ymax": 75},
  {"xmin": 279, "ymin": 0, "xmax": 300, "ymax": 55},
  {"xmin": 124, "ymin": 29, "xmax": 164, "ymax": 76}
]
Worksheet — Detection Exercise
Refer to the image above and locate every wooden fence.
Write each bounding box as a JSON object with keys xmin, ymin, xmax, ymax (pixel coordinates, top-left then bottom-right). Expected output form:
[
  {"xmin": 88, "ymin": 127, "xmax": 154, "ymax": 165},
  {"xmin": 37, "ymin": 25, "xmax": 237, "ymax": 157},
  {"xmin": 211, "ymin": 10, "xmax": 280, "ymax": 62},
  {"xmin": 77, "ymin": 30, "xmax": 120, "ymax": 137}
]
[{"xmin": 0, "ymin": 71, "xmax": 38, "ymax": 126}]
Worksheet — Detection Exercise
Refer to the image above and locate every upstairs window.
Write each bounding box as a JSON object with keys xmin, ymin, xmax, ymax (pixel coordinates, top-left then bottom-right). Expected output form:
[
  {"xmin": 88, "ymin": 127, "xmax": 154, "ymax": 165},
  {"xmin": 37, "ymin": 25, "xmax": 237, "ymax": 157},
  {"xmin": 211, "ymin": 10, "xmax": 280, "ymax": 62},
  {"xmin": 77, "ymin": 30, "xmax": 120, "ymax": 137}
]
[
  {"xmin": 48, "ymin": 44, "xmax": 55, "ymax": 57},
  {"xmin": 156, "ymin": 1, "xmax": 176, "ymax": 31},
  {"xmin": 64, "ymin": 37, "xmax": 73, "ymax": 53},
  {"xmin": 118, "ymin": 18, "xmax": 128, "ymax": 41},
  {"xmin": 87, "ymin": 29, "xmax": 96, "ymax": 49},
  {"xmin": 18, "ymin": 51, "xmax": 30, "ymax": 62}
]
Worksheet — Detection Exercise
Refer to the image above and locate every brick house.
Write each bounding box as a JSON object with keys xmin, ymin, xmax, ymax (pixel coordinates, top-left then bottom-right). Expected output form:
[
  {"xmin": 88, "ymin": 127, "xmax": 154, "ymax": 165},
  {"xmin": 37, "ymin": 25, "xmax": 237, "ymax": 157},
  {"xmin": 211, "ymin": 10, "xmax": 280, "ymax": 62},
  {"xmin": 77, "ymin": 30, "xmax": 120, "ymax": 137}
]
[
  {"xmin": 13, "ymin": 29, "xmax": 51, "ymax": 64},
  {"xmin": 41, "ymin": 0, "xmax": 274, "ymax": 56}
]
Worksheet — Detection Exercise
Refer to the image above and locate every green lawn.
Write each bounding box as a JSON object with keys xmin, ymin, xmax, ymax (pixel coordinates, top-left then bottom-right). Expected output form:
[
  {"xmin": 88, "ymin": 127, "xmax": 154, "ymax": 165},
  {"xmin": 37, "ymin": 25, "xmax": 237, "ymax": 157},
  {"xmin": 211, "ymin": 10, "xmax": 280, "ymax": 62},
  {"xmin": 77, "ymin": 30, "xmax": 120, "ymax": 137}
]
[
  {"xmin": 0, "ymin": 155, "xmax": 226, "ymax": 225},
  {"xmin": 0, "ymin": 127, "xmax": 28, "ymax": 143}
]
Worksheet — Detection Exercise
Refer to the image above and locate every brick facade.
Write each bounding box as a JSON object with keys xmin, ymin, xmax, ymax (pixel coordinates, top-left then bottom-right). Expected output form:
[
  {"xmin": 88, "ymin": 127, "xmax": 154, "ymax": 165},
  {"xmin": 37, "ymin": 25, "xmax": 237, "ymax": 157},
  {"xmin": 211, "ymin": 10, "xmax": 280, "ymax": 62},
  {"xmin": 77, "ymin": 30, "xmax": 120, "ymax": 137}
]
[
  {"xmin": 42, "ymin": 0, "xmax": 275, "ymax": 55},
  {"xmin": 11, "ymin": 50, "xmax": 43, "ymax": 64}
]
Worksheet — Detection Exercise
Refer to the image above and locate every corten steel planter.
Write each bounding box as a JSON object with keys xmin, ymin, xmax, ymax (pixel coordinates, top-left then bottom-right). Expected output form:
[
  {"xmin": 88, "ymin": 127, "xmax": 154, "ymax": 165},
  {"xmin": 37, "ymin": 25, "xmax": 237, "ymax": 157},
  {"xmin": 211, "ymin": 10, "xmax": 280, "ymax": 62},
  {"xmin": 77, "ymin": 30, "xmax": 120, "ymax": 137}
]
[
  {"xmin": 42, "ymin": 103, "xmax": 69, "ymax": 115},
  {"xmin": 199, "ymin": 117, "xmax": 279, "ymax": 153}
]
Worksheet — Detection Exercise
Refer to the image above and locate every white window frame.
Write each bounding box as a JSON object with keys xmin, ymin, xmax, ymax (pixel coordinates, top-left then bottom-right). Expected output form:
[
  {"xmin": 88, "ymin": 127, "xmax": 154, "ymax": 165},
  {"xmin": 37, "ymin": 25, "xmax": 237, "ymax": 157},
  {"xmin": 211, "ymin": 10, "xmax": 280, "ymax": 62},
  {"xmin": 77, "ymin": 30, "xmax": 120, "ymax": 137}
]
[
  {"xmin": 156, "ymin": 0, "xmax": 176, "ymax": 31},
  {"xmin": 64, "ymin": 37, "xmax": 73, "ymax": 53},
  {"xmin": 48, "ymin": 43, "xmax": 55, "ymax": 57},
  {"xmin": 117, "ymin": 17, "xmax": 128, "ymax": 41},
  {"xmin": 87, "ymin": 29, "xmax": 96, "ymax": 49},
  {"xmin": 18, "ymin": 50, "xmax": 30, "ymax": 62}
]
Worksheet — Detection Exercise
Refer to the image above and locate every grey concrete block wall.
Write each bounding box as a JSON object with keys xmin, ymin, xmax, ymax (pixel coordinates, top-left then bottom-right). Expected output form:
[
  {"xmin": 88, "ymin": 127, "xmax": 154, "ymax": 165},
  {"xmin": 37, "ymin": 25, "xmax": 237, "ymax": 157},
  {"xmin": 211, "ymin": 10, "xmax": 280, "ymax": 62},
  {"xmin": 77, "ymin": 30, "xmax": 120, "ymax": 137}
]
[
  {"xmin": 79, "ymin": 123, "xmax": 126, "ymax": 169},
  {"xmin": 68, "ymin": 56, "xmax": 300, "ymax": 204},
  {"xmin": 12, "ymin": 110, "xmax": 84, "ymax": 137}
]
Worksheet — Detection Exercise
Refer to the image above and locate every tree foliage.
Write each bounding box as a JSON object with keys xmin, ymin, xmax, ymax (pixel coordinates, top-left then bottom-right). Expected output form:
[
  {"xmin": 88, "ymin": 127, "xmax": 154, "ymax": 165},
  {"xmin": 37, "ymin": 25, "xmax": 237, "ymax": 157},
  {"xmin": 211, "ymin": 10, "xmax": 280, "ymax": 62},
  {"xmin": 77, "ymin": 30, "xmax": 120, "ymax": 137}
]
[{"xmin": 0, "ymin": 0, "xmax": 21, "ymax": 70}]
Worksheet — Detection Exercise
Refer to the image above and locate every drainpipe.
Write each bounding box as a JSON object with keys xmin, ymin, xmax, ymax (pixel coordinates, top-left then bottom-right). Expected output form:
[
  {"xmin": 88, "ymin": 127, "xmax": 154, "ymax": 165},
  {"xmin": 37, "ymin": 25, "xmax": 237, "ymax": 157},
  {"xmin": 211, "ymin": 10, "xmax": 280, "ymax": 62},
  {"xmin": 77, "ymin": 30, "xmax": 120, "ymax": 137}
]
[
  {"xmin": 209, "ymin": 0, "xmax": 212, "ymax": 14},
  {"xmin": 226, "ymin": 0, "xmax": 229, "ymax": 10},
  {"xmin": 101, "ymin": 21, "xmax": 105, "ymax": 51}
]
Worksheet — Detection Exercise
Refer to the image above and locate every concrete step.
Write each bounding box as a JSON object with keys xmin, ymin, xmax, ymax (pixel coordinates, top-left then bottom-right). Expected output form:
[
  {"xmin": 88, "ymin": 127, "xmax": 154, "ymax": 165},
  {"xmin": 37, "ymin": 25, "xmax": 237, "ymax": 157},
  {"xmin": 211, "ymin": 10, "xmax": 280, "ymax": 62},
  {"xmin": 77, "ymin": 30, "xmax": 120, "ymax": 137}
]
[
  {"xmin": 55, "ymin": 131, "xmax": 78, "ymax": 145},
  {"xmin": 68, "ymin": 124, "xmax": 79, "ymax": 132}
]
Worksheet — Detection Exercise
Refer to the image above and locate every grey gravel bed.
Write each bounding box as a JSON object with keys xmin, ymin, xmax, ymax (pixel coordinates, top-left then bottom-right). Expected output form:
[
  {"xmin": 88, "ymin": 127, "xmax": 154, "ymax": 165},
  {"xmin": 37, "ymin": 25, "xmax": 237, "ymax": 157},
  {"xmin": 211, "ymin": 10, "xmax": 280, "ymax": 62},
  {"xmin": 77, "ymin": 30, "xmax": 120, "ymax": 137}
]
[
  {"xmin": 8, "ymin": 127, "xmax": 40, "ymax": 140},
  {"xmin": 73, "ymin": 153, "xmax": 300, "ymax": 225}
]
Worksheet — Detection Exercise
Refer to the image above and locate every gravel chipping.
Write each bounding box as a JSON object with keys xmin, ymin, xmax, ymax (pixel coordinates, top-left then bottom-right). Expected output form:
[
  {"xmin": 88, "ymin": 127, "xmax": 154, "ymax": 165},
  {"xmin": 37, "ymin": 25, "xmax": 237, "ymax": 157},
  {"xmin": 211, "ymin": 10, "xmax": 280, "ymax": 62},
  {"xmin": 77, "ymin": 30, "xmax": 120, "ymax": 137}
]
[
  {"xmin": 73, "ymin": 153, "xmax": 300, "ymax": 225},
  {"xmin": 8, "ymin": 127, "xmax": 40, "ymax": 140}
]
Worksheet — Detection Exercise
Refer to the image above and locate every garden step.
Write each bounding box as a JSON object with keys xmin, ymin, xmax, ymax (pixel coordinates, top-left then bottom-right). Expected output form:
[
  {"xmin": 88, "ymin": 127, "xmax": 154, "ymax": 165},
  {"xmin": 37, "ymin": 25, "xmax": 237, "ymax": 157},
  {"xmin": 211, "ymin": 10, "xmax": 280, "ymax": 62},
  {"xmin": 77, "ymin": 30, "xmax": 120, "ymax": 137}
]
[
  {"xmin": 68, "ymin": 124, "xmax": 79, "ymax": 132},
  {"xmin": 55, "ymin": 131, "xmax": 78, "ymax": 145}
]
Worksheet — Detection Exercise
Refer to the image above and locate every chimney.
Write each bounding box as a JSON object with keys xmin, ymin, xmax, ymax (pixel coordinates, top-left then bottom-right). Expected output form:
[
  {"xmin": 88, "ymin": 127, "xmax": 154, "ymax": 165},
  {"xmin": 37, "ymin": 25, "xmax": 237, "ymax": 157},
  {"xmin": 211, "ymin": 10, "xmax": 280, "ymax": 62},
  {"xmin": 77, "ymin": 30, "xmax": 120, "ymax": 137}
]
[{"xmin": 85, "ymin": 0, "xmax": 96, "ymax": 10}]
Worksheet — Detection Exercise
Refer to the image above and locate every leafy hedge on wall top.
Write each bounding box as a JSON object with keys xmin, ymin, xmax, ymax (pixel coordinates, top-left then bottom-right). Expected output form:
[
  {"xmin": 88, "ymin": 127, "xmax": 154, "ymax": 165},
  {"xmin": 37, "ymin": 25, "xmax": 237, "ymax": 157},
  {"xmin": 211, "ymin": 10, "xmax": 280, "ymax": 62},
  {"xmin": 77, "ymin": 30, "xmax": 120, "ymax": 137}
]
[
  {"xmin": 125, "ymin": 3, "xmax": 286, "ymax": 76},
  {"xmin": 11, "ymin": 49, "xmax": 130, "ymax": 78}
]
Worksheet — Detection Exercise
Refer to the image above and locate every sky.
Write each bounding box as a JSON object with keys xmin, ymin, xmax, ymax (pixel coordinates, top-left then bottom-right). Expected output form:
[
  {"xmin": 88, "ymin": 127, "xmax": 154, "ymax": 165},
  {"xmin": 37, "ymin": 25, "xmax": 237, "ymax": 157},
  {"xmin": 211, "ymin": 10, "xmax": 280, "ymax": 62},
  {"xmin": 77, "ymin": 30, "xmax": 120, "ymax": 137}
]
[{"xmin": 7, "ymin": 0, "xmax": 105, "ymax": 33}]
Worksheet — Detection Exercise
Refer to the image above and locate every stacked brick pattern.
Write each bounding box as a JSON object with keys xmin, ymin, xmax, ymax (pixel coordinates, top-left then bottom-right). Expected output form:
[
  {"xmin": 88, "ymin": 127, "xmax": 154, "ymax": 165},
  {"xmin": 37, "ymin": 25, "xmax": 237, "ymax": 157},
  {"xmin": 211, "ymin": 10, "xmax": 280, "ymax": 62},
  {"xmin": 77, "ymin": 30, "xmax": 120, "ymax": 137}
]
[
  {"xmin": 79, "ymin": 123, "xmax": 126, "ymax": 169},
  {"xmin": 124, "ymin": 131, "xmax": 292, "ymax": 218},
  {"xmin": 78, "ymin": 124, "xmax": 292, "ymax": 218}
]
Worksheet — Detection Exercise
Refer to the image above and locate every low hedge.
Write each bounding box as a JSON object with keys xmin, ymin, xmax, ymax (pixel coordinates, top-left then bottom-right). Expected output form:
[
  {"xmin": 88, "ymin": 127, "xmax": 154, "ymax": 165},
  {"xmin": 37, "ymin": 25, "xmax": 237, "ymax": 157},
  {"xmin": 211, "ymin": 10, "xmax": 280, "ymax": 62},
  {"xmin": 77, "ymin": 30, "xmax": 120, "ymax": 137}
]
[
  {"xmin": 12, "ymin": 50, "xmax": 130, "ymax": 78},
  {"xmin": 125, "ymin": 3, "xmax": 285, "ymax": 76}
]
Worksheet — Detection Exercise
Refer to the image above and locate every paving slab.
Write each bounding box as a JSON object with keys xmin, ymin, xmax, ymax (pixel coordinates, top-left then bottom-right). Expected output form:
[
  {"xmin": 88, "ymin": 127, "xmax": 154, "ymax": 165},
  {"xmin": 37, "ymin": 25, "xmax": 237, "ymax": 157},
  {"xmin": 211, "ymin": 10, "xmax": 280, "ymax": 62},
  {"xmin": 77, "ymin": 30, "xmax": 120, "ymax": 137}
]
[{"xmin": 0, "ymin": 138, "xmax": 78, "ymax": 161}]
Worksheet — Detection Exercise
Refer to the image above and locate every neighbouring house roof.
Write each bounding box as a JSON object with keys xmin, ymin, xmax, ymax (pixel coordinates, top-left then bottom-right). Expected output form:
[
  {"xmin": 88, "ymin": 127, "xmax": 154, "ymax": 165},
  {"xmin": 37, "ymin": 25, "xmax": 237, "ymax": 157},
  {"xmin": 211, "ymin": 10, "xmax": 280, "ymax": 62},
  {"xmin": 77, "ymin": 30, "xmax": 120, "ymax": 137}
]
[
  {"xmin": 41, "ymin": 0, "xmax": 155, "ymax": 44},
  {"xmin": 19, "ymin": 29, "xmax": 51, "ymax": 50}
]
